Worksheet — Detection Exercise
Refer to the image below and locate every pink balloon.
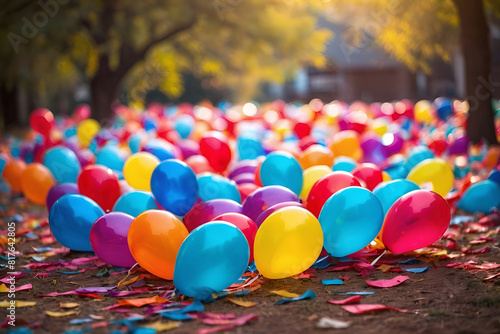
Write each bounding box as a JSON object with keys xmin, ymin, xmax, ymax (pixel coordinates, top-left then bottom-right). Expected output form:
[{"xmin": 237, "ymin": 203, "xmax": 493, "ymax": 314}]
[{"xmin": 380, "ymin": 190, "xmax": 450, "ymax": 254}]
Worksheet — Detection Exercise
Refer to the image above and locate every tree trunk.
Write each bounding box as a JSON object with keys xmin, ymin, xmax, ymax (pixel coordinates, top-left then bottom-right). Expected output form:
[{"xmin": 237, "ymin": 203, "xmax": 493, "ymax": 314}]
[
  {"xmin": 0, "ymin": 83, "xmax": 19, "ymax": 132},
  {"xmin": 89, "ymin": 55, "xmax": 121, "ymax": 123},
  {"xmin": 453, "ymin": 0, "xmax": 499, "ymax": 145}
]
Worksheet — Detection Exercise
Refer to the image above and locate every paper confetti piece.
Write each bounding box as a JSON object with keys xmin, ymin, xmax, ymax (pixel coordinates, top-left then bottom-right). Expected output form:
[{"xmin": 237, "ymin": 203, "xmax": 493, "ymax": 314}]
[
  {"xmin": 322, "ymin": 279, "xmax": 344, "ymax": 285},
  {"xmin": 341, "ymin": 304, "xmax": 407, "ymax": 314},
  {"xmin": 227, "ymin": 298, "xmax": 257, "ymax": 307},
  {"xmin": 366, "ymin": 275, "xmax": 410, "ymax": 288},
  {"xmin": 275, "ymin": 290, "xmax": 316, "ymax": 305},
  {"xmin": 331, "ymin": 291, "xmax": 375, "ymax": 295},
  {"xmin": 157, "ymin": 301, "xmax": 205, "ymax": 321},
  {"xmin": 60, "ymin": 302, "xmax": 80, "ymax": 309},
  {"xmin": 270, "ymin": 290, "xmax": 299, "ymax": 298},
  {"xmin": 327, "ymin": 295, "xmax": 362, "ymax": 305},
  {"xmin": 483, "ymin": 272, "xmax": 500, "ymax": 281},
  {"xmin": 46, "ymin": 310, "xmax": 79, "ymax": 317},
  {"xmin": 0, "ymin": 283, "xmax": 32, "ymax": 292},
  {"xmin": 69, "ymin": 318, "xmax": 93, "ymax": 325},
  {"xmin": 116, "ymin": 296, "xmax": 167, "ymax": 307},
  {"xmin": 402, "ymin": 266, "xmax": 430, "ymax": 273},
  {"xmin": 192, "ymin": 312, "xmax": 236, "ymax": 325},
  {"xmin": 197, "ymin": 313, "xmax": 258, "ymax": 334},
  {"xmin": 377, "ymin": 264, "xmax": 393, "ymax": 272},
  {"xmin": 140, "ymin": 320, "xmax": 181, "ymax": 331},
  {"xmin": 316, "ymin": 317, "xmax": 352, "ymax": 329},
  {"xmin": 0, "ymin": 300, "xmax": 36, "ymax": 308}
]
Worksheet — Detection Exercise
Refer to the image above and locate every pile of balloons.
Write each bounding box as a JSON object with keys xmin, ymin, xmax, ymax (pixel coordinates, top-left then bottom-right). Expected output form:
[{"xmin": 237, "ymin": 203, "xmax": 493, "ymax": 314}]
[{"xmin": 1, "ymin": 98, "xmax": 500, "ymax": 301}]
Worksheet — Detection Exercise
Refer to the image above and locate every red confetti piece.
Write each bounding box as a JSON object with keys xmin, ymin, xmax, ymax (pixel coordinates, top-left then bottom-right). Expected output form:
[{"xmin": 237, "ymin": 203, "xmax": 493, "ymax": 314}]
[
  {"xmin": 341, "ymin": 304, "xmax": 407, "ymax": 314},
  {"xmin": 464, "ymin": 246, "xmax": 491, "ymax": 254},
  {"xmin": 366, "ymin": 275, "xmax": 409, "ymax": 288},
  {"xmin": 197, "ymin": 313, "xmax": 258, "ymax": 334},
  {"xmin": 483, "ymin": 272, "xmax": 500, "ymax": 281},
  {"xmin": 327, "ymin": 295, "xmax": 362, "ymax": 305}
]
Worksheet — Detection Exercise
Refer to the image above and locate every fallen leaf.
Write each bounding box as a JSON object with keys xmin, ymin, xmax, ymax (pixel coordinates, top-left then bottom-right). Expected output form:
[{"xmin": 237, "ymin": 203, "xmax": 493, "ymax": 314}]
[
  {"xmin": 46, "ymin": 310, "xmax": 79, "ymax": 317},
  {"xmin": 0, "ymin": 300, "xmax": 36, "ymax": 308},
  {"xmin": 342, "ymin": 304, "xmax": 407, "ymax": 314},
  {"xmin": 227, "ymin": 298, "xmax": 256, "ymax": 307},
  {"xmin": 60, "ymin": 302, "xmax": 80, "ymax": 309},
  {"xmin": 327, "ymin": 295, "xmax": 362, "ymax": 305},
  {"xmin": 269, "ymin": 290, "xmax": 299, "ymax": 298},
  {"xmin": 276, "ymin": 290, "xmax": 316, "ymax": 305},
  {"xmin": 140, "ymin": 320, "xmax": 181, "ymax": 331},
  {"xmin": 366, "ymin": 275, "xmax": 410, "ymax": 288},
  {"xmin": 316, "ymin": 317, "xmax": 352, "ymax": 329}
]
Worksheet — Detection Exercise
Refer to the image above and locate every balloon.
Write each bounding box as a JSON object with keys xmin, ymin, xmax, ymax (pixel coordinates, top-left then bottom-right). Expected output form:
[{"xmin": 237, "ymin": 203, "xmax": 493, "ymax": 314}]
[
  {"xmin": 212, "ymin": 212, "xmax": 257, "ymax": 263},
  {"xmin": 414, "ymin": 100, "xmax": 434, "ymax": 123},
  {"xmin": 46, "ymin": 183, "xmax": 79, "ymax": 211},
  {"xmin": 228, "ymin": 160, "xmax": 258, "ymax": 179},
  {"xmin": 77, "ymin": 165, "xmax": 121, "ymax": 212},
  {"xmin": 299, "ymin": 145, "xmax": 334, "ymax": 169},
  {"xmin": 231, "ymin": 173, "xmax": 256, "ymax": 185},
  {"xmin": 360, "ymin": 133, "xmax": 387, "ymax": 165},
  {"xmin": 128, "ymin": 210, "xmax": 188, "ymax": 279},
  {"xmin": 174, "ymin": 222, "xmax": 249, "ymax": 300},
  {"xmin": 30, "ymin": 108, "xmax": 54, "ymax": 136},
  {"xmin": 448, "ymin": 134, "xmax": 469, "ymax": 155},
  {"xmin": 254, "ymin": 206, "xmax": 323, "ymax": 279},
  {"xmin": 242, "ymin": 185, "xmax": 299, "ymax": 221},
  {"xmin": 49, "ymin": 194, "xmax": 105, "ymax": 251},
  {"xmin": 237, "ymin": 183, "xmax": 260, "ymax": 202},
  {"xmin": 380, "ymin": 190, "xmax": 450, "ymax": 254},
  {"xmin": 351, "ymin": 163, "xmax": 383, "ymax": 191},
  {"xmin": 254, "ymin": 201, "xmax": 305, "ymax": 227},
  {"xmin": 300, "ymin": 165, "xmax": 332, "ymax": 200},
  {"xmin": 150, "ymin": 159, "xmax": 198, "ymax": 216},
  {"xmin": 185, "ymin": 155, "xmax": 215, "ymax": 174},
  {"xmin": 183, "ymin": 199, "xmax": 243, "ymax": 232},
  {"xmin": 197, "ymin": 173, "xmax": 241, "ymax": 203},
  {"xmin": 96, "ymin": 145, "xmax": 128, "ymax": 172},
  {"xmin": 113, "ymin": 191, "xmax": 159, "ymax": 217},
  {"xmin": 434, "ymin": 97, "xmax": 453, "ymax": 120},
  {"xmin": 457, "ymin": 180, "xmax": 500, "ymax": 214},
  {"xmin": 329, "ymin": 130, "xmax": 362, "ymax": 161},
  {"xmin": 406, "ymin": 158, "xmax": 454, "ymax": 197},
  {"xmin": 373, "ymin": 180, "xmax": 420, "ymax": 215},
  {"xmin": 43, "ymin": 146, "xmax": 81, "ymax": 183},
  {"xmin": 381, "ymin": 132, "xmax": 404, "ymax": 156},
  {"xmin": 332, "ymin": 157, "xmax": 357, "ymax": 173},
  {"xmin": 305, "ymin": 171, "xmax": 360, "ymax": 218},
  {"xmin": 237, "ymin": 135, "xmax": 264, "ymax": 160},
  {"xmin": 123, "ymin": 152, "xmax": 160, "ymax": 191},
  {"xmin": 406, "ymin": 146, "xmax": 434, "ymax": 172},
  {"xmin": 2, "ymin": 159, "xmax": 27, "ymax": 192},
  {"xmin": 77, "ymin": 119, "xmax": 100, "ymax": 148},
  {"xmin": 90, "ymin": 212, "xmax": 136, "ymax": 267},
  {"xmin": 21, "ymin": 163, "xmax": 56, "ymax": 205},
  {"xmin": 319, "ymin": 187, "xmax": 383, "ymax": 257},
  {"xmin": 174, "ymin": 114, "xmax": 194, "ymax": 139},
  {"xmin": 260, "ymin": 151, "xmax": 303, "ymax": 195},
  {"xmin": 142, "ymin": 138, "xmax": 178, "ymax": 161},
  {"xmin": 199, "ymin": 131, "xmax": 232, "ymax": 173},
  {"xmin": 489, "ymin": 167, "xmax": 500, "ymax": 186}
]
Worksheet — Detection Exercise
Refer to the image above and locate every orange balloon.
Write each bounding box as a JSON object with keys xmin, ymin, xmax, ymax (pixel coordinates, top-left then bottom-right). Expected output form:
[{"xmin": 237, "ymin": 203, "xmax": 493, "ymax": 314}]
[
  {"xmin": 3, "ymin": 159, "xmax": 27, "ymax": 192},
  {"xmin": 330, "ymin": 130, "xmax": 363, "ymax": 161},
  {"xmin": 127, "ymin": 210, "xmax": 189, "ymax": 280},
  {"xmin": 299, "ymin": 144, "xmax": 334, "ymax": 169},
  {"xmin": 21, "ymin": 163, "xmax": 55, "ymax": 205}
]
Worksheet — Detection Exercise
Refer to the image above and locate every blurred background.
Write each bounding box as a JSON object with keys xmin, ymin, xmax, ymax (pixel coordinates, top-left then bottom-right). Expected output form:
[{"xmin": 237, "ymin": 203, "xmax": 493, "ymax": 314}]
[{"xmin": 1, "ymin": 0, "xmax": 500, "ymax": 140}]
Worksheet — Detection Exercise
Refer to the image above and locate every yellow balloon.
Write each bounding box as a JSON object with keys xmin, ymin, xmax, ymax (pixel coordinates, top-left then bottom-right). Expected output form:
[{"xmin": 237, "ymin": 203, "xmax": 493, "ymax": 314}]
[
  {"xmin": 300, "ymin": 165, "xmax": 332, "ymax": 200},
  {"xmin": 414, "ymin": 100, "xmax": 434, "ymax": 124},
  {"xmin": 382, "ymin": 171, "xmax": 392, "ymax": 182},
  {"xmin": 406, "ymin": 158, "xmax": 453, "ymax": 197},
  {"xmin": 123, "ymin": 152, "xmax": 160, "ymax": 191},
  {"xmin": 254, "ymin": 207, "xmax": 323, "ymax": 279},
  {"xmin": 77, "ymin": 119, "xmax": 100, "ymax": 148},
  {"xmin": 370, "ymin": 118, "xmax": 388, "ymax": 136}
]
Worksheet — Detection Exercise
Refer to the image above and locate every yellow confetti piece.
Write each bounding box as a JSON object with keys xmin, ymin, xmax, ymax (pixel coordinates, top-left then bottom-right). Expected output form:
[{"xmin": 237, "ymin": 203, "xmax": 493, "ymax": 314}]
[
  {"xmin": 53, "ymin": 280, "xmax": 57, "ymax": 285},
  {"xmin": 0, "ymin": 300, "xmax": 36, "ymax": 308},
  {"xmin": 377, "ymin": 264, "xmax": 393, "ymax": 273},
  {"xmin": 269, "ymin": 290, "xmax": 300, "ymax": 298},
  {"xmin": 140, "ymin": 320, "xmax": 180, "ymax": 331},
  {"xmin": 46, "ymin": 311, "xmax": 78, "ymax": 317},
  {"xmin": 0, "ymin": 284, "xmax": 8, "ymax": 293},
  {"xmin": 227, "ymin": 298, "xmax": 257, "ymax": 307},
  {"xmin": 60, "ymin": 302, "xmax": 80, "ymax": 309}
]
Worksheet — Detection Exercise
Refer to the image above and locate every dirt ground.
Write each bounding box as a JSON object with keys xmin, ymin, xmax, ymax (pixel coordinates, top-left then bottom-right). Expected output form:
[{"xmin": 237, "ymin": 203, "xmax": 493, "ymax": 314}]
[{"xmin": 1, "ymin": 195, "xmax": 500, "ymax": 334}]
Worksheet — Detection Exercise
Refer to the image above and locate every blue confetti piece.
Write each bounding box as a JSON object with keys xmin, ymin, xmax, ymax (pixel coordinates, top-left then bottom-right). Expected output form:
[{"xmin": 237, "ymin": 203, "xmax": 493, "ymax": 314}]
[
  {"xmin": 275, "ymin": 290, "xmax": 317, "ymax": 305},
  {"xmin": 158, "ymin": 300, "xmax": 204, "ymax": 320},
  {"xmin": 131, "ymin": 328, "xmax": 155, "ymax": 334},
  {"xmin": 247, "ymin": 261, "xmax": 258, "ymax": 273},
  {"xmin": 7, "ymin": 329, "xmax": 32, "ymax": 334},
  {"xmin": 234, "ymin": 289, "xmax": 251, "ymax": 296},
  {"xmin": 24, "ymin": 233, "xmax": 38, "ymax": 239},
  {"xmin": 402, "ymin": 266, "xmax": 430, "ymax": 273},
  {"xmin": 331, "ymin": 291, "xmax": 375, "ymax": 295},
  {"xmin": 338, "ymin": 257, "xmax": 361, "ymax": 263},
  {"xmin": 60, "ymin": 271, "xmax": 81, "ymax": 274},
  {"xmin": 322, "ymin": 279, "xmax": 344, "ymax": 285},
  {"xmin": 6, "ymin": 214, "xmax": 23, "ymax": 223},
  {"xmin": 398, "ymin": 258, "xmax": 420, "ymax": 265},
  {"xmin": 34, "ymin": 247, "xmax": 53, "ymax": 253},
  {"xmin": 69, "ymin": 318, "xmax": 93, "ymax": 325},
  {"xmin": 312, "ymin": 255, "xmax": 333, "ymax": 269},
  {"xmin": 31, "ymin": 256, "xmax": 46, "ymax": 262},
  {"xmin": 63, "ymin": 331, "xmax": 83, "ymax": 334}
]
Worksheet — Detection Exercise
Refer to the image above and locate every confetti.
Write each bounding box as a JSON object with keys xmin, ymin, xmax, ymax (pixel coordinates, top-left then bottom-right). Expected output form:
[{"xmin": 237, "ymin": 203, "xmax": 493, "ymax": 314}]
[
  {"xmin": 275, "ymin": 290, "xmax": 316, "ymax": 305},
  {"xmin": 46, "ymin": 310, "xmax": 79, "ymax": 317},
  {"xmin": 269, "ymin": 290, "xmax": 299, "ymax": 298},
  {"xmin": 316, "ymin": 317, "xmax": 352, "ymax": 329},
  {"xmin": 60, "ymin": 302, "xmax": 80, "ymax": 309},
  {"xmin": 342, "ymin": 304, "xmax": 407, "ymax": 314},
  {"xmin": 327, "ymin": 295, "xmax": 362, "ymax": 305},
  {"xmin": 366, "ymin": 276, "xmax": 410, "ymax": 288},
  {"xmin": 322, "ymin": 279, "xmax": 344, "ymax": 285},
  {"xmin": 227, "ymin": 298, "xmax": 257, "ymax": 307},
  {"xmin": 0, "ymin": 300, "xmax": 36, "ymax": 308}
]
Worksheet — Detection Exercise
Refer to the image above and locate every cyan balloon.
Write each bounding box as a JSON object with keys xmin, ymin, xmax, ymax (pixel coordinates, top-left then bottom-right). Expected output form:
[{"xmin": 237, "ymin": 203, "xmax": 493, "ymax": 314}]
[
  {"xmin": 260, "ymin": 151, "xmax": 303, "ymax": 196},
  {"xmin": 319, "ymin": 186, "xmax": 383, "ymax": 257},
  {"xmin": 113, "ymin": 191, "xmax": 159, "ymax": 217},
  {"xmin": 43, "ymin": 146, "xmax": 81, "ymax": 183},
  {"xmin": 237, "ymin": 135, "xmax": 264, "ymax": 160},
  {"xmin": 457, "ymin": 180, "xmax": 500, "ymax": 214},
  {"xmin": 332, "ymin": 157, "xmax": 357, "ymax": 173},
  {"xmin": 142, "ymin": 138, "xmax": 177, "ymax": 161},
  {"xmin": 174, "ymin": 222, "xmax": 249, "ymax": 301},
  {"xmin": 151, "ymin": 159, "xmax": 198, "ymax": 216},
  {"xmin": 96, "ymin": 145, "xmax": 127, "ymax": 172},
  {"xmin": 405, "ymin": 146, "xmax": 434, "ymax": 172},
  {"xmin": 373, "ymin": 179, "xmax": 420, "ymax": 214},
  {"xmin": 197, "ymin": 173, "xmax": 241, "ymax": 203},
  {"xmin": 174, "ymin": 114, "xmax": 194, "ymax": 139},
  {"xmin": 49, "ymin": 194, "xmax": 105, "ymax": 251},
  {"xmin": 128, "ymin": 132, "xmax": 145, "ymax": 154}
]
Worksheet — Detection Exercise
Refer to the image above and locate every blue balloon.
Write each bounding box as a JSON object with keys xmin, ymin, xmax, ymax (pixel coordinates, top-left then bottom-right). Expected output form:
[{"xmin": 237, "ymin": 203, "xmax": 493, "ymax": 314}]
[
  {"xmin": 260, "ymin": 151, "xmax": 303, "ymax": 196},
  {"xmin": 43, "ymin": 146, "xmax": 81, "ymax": 183},
  {"xmin": 332, "ymin": 157, "xmax": 357, "ymax": 172},
  {"xmin": 174, "ymin": 222, "xmax": 249, "ymax": 301},
  {"xmin": 373, "ymin": 179, "xmax": 420, "ymax": 214},
  {"xmin": 237, "ymin": 135, "xmax": 264, "ymax": 160},
  {"xmin": 319, "ymin": 187, "xmax": 383, "ymax": 257},
  {"xmin": 489, "ymin": 167, "xmax": 500, "ymax": 186},
  {"xmin": 151, "ymin": 159, "xmax": 198, "ymax": 216},
  {"xmin": 128, "ymin": 133, "xmax": 144, "ymax": 154},
  {"xmin": 142, "ymin": 138, "xmax": 177, "ymax": 161},
  {"xmin": 434, "ymin": 98, "xmax": 453, "ymax": 120},
  {"xmin": 457, "ymin": 180, "xmax": 500, "ymax": 214},
  {"xmin": 96, "ymin": 145, "xmax": 127, "ymax": 172},
  {"xmin": 174, "ymin": 114, "xmax": 194, "ymax": 139},
  {"xmin": 113, "ymin": 191, "xmax": 159, "ymax": 217},
  {"xmin": 197, "ymin": 173, "xmax": 241, "ymax": 203},
  {"xmin": 49, "ymin": 194, "xmax": 105, "ymax": 251}
]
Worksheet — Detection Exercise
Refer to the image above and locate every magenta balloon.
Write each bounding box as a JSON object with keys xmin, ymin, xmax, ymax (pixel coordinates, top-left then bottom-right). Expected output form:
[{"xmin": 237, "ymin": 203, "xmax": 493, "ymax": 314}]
[
  {"xmin": 89, "ymin": 212, "xmax": 136, "ymax": 267},
  {"xmin": 382, "ymin": 133, "xmax": 404, "ymax": 157},
  {"xmin": 360, "ymin": 134, "xmax": 387, "ymax": 165},
  {"xmin": 231, "ymin": 172, "xmax": 256, "ymax": 185},
  {"xmin": 448, "ymin": 135, "xmax": 469, "ymax": 155},
  {"xmin": 46, "ymin": 183, "xmax": 79, "ymax": 211},
  {"xmin": 228, "ymin": 160, "xmax": 258, "ymax": 179},
  {"xmin": 183, "ymin": 199, "xmax": 243, "ymax": 232},
  {"xmin": 254, "ymin": 201, "xmax": 306, "ymax": 227},
  {"xmin": 177, "ymin": 139, "xmax": 199, "ymax": 159},
  {"xmin": 242, "ymin": 185, "xmax": 299, "ymax": 222}
]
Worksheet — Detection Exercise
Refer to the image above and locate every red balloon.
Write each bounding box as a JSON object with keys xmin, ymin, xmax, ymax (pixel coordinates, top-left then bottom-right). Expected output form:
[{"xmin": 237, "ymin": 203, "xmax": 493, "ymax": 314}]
[
  {"xmin": 351, "ymin": 163, "xmax": 383, "ymax": 191},
  {"xmin": 294, "ymin": 122, "xmax": 311, "ymax": 139},
  {"xmin": 237, "ymin": 183, "xmax": 260, "ymax": 202},
  {"xmin": 77, "ymin": 165, "xmax": 121, "ymax": 212},
  {"xmin": 30, "ymin": 108, "xmax": 54, "ymax": 136},
  {"xmin": 212, "ymin": 213, "xmax": 258, "ymax": 263},
  {"xmin": 199, "ymin": 131, "xmax": 232, "ymax": 173},
  {"xmin": 306, "ymin": 171, "xmax": 361, "ymax": 218},
  {"xmin": 380, "ymin": 190, "xmax": 450, "ymax": 254},
  {"xmin": 73, "ymin": 104, "xmax": 91, "ymax": 122}
]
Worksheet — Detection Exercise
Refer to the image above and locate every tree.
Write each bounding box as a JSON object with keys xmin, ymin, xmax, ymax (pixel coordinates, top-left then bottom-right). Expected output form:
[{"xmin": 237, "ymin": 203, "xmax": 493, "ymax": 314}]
[
  {"xmin": 324, "ymin": 0, "xmax": 499, "ymax": 145},
  {"xmin": 0, "ymin": 0, "xmax": 331, "ymax": 125}
]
